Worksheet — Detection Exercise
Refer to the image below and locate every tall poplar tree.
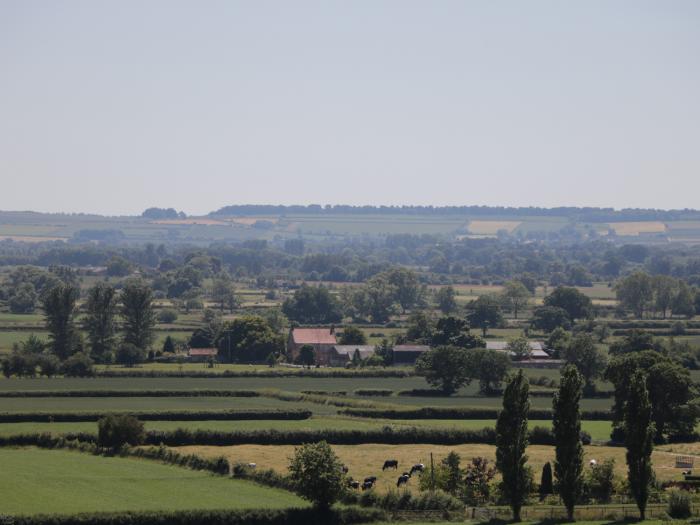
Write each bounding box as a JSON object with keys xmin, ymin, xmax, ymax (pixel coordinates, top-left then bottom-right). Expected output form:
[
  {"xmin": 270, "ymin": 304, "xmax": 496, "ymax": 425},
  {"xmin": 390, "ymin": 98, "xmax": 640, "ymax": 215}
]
[
  {"xmin": 496, "ymin": 369, "xmax": 531, "ymax": 522},
  {"xmin": 41, "ymin": 283, "xmax": 80, "ymax": 360},
  {"xmin": 625, "ymin": 370, "xmax": 655, "ymax": 520},
  {"xmin": 553, "ymin": 365, "xmax": 584, "ymax": 521},
  {"xmin": 121, "ymin": 280, "xmax": 156, "ymax": 350},
  {"xmin": 83, "ymin": 283, "xmax": 118, "ymax": 361}
]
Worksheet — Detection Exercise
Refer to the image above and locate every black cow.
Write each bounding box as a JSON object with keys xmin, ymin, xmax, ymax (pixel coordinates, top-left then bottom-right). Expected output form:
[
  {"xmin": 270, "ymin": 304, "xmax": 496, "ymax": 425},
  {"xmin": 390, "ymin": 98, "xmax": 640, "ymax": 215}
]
[
  {"xmin": 409, "ymin": 463, "xmax": 425, "ymax": 476},
  {"xmin": 382, "ymin": 459, "xmax": 399, "ymax": 470},
  {"xmin": 397, "ymin": 474, "xmax": 410, "ymax": 487},
  {"xmin": 361, "ymin": 480, "xmax": 374, "ymax": 491},
  {"xmin": 363, "ymin": 476, "xmax": 377, "ymax": 484},
  {"xmin": 348, "ymin": 480, "xmax": 360, "ymax": 489},
  {"xmin": 341, "ymin": 466, "xmax": 349, "ymax": 474}
]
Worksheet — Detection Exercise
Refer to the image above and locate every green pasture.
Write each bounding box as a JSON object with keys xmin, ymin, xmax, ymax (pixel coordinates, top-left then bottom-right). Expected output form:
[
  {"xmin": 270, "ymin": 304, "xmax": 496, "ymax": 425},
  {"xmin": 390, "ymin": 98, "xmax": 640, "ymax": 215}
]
[
  {"xmin": 0, "ymin": 395, "xmax": 338, "ymax": 415},
  {"xmin": 0, "ymin": 447, "xmax": 304, "ymax": 515}
]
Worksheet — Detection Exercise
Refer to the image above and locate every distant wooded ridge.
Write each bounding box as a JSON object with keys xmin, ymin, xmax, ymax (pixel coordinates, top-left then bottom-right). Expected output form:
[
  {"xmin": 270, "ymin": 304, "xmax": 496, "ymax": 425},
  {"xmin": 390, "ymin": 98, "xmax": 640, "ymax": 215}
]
[{"xmin": 209, "ymin": 204, "xmax": 700, "ymax": 222}]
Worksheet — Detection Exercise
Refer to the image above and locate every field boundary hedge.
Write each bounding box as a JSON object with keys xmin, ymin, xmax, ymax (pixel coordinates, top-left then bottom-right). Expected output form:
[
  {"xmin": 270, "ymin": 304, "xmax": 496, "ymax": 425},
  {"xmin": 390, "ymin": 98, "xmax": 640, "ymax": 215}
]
[
  {"xmin": 338, "ymin": 407, "xmax": 613, "ymax": 421},
  {"xmin": 0, "ymin": 426, "xmax": 575, "ymax": 447},
  {"xmin": 0, "ymin": 409, "xmax": 312, "ymax": 423},
  {"xmin": 1, "ymin": 506, "xmax": 384, "ymax": 525},
  {"xmin": 0, "ymin": 390, "xmax": 261, "ymax": 398},
  {"xmin": 95, "ymin": 368, "xmax": 414, "ymax": 378}
]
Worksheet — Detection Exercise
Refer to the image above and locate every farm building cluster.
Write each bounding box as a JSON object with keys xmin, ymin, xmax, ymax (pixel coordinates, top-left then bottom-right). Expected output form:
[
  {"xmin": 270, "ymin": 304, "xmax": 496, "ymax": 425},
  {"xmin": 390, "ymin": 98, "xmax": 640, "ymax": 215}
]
[{"xmin": 187, "ymin": 326, "xmax": 555, "ymax": 367}]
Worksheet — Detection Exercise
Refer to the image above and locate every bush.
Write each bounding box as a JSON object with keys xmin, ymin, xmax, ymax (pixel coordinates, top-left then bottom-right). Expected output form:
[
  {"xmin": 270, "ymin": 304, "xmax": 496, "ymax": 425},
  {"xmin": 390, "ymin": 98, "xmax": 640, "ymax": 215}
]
[
  {"xmin": 667, "ymin": 489, "xmax": 692, "ymax": 519},
  {"xmin": 60, "ymin": 352, "xmax": 94, "ymax": 377},
  {"xmin": 158, "ymin": 308, "xmax": 179, "ymax": 324},
  {"xmin": 353, "ymin": 389, "xmax": 393, "ymax": 397},
  {"xmin": 585, "ymin": 458, "xmax": 616, "ymax": 503},
  {"xmin": 97, "ymin": 414, "xmax": 145, "ymax": 448},
  {"xmin": 116, "ymin": 343, "xmax": 146, "ymax": 367}
]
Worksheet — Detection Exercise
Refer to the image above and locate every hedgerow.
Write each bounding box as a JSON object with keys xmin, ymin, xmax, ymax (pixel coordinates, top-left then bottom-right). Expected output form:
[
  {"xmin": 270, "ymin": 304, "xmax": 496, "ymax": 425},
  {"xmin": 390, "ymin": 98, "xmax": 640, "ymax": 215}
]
[
  {"xmin": 353, "ymin": 389, "xmax": 393, "ymax": 397},
  {"xmin": 95, "ymin": 368, "xmax": 413, "ymax": 379},
  {"xmin": 3, "ymin": 507, "xmax": 385, "ymax": 525},
  {"xmin": 338, "ymin": 407, "xmax": 613, "ymax": 420},
  {"xmin": 0, "ymin": 390, "xmax": 261, "ymax": 398},
  {"xmin": 0, "ymin": 409, "xmax": 312, "ymax": 423}
]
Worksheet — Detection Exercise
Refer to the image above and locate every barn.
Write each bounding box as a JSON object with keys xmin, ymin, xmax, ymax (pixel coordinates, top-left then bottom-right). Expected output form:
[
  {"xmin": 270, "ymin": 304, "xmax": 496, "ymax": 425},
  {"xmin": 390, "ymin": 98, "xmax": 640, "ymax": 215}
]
[{"xmin": 287, "ymin": 327, "xmax": 338, "ymax": 366}]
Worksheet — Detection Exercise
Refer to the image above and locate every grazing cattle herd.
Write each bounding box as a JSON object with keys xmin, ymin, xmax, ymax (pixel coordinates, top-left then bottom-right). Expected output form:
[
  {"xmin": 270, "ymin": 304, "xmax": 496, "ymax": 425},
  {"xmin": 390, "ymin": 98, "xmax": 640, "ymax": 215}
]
[{"xmin": 346, "ymin": 460, "xmax": 426, "ymax": 491}]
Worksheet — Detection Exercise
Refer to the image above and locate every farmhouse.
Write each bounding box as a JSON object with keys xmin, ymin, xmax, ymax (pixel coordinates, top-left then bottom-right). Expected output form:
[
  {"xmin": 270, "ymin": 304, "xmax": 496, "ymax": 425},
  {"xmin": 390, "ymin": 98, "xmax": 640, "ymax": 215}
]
[
  {"xmin": 329, "ymin": 345, "xmax": 376, "ymax": 367},
  {"xmin": 392, "ymin": 344, "xmax": 430, "ymax": 366},
  {"xmin": 287, "ymin": 327, "xmax": 338, "ymax": 366},
  {"xmin": 187, "ymin": 348, "xmax": 218, "ymax": 362},
  {"xmin": 485, "ymin": 341, "xmax": 549, "ymax": 359}
]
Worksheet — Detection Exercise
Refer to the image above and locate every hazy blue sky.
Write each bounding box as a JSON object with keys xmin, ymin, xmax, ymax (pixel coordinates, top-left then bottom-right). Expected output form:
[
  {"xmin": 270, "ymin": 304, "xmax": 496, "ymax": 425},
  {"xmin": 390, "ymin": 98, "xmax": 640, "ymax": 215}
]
[{"xmin": 1, "ymin": 1, "xmax": 699, "ymax": 216}]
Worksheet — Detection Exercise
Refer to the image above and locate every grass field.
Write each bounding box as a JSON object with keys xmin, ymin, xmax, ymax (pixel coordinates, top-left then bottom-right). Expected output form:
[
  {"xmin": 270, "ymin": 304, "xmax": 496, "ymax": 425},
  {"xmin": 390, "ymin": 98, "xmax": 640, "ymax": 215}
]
[
  {"xmin": 178, "ymin": 442, "xmax": 686, "ymax": 494},
  {"xmin": 0, "ymin": 447, "xmax": 304, "ymax": 515},
  {"xmin": 0, "ymin": 395, "xmax": 339, "ymax": 415}
]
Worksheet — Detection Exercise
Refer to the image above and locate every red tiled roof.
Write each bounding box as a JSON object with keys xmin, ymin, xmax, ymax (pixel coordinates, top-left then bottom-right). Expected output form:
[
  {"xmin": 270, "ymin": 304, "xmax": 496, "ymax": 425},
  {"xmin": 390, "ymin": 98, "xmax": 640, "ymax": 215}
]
[
  {"xmin": 188, "ymin": 348, "xmax": 218, "ymax": 356},
  {"xmin": 291, "ymin": 328, "xmax": 337, "ymax": 345}
]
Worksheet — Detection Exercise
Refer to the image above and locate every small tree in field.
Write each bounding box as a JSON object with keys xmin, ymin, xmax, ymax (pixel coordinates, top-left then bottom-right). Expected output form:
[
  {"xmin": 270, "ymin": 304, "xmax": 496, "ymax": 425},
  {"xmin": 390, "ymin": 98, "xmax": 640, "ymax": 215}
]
[
  {"xmin": 415, "ymin": 345, "xmax": 472, "ymax": 395},
  {"xmin": 97, "ymin": 414, "xmax": 145, "ymax": 448},
  {"xmin": 288, "ymin": 441, "xmax": 345, "ymax": 509}
]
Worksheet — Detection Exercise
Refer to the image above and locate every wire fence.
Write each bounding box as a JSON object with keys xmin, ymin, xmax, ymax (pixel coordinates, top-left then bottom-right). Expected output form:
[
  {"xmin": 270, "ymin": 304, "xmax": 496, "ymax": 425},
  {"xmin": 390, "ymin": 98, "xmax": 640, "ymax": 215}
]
[{"xmin": 469, "ymin": 503, "xmax": 678, "ymax": 522}]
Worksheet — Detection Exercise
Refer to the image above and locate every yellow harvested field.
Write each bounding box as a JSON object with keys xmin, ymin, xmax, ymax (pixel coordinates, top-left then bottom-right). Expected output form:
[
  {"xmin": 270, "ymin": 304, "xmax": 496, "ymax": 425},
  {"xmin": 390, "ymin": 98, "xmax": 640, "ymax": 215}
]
[
  {"xmin": 151, "ymin": 219, "xmax": 229, "ymax": 226},
  {"xmin": 607, "ymin": 221, "xmax": 666, "ymax": 235},
  {"xmin": 226, "ymin": 217, "xmax": 279, "ymax": 226},
  {"xmin": 174, "ymin": 443, "xmax": 686, "ymax": 493},
  {"xmin": 468, "ymin": 221, "xmax": 522, "ymax": 235}
]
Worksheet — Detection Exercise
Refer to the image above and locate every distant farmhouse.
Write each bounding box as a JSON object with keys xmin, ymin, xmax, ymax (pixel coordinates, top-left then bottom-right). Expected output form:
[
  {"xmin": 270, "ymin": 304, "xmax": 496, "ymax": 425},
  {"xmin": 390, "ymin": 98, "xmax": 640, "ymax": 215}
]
[
  {"xmin": 187, "ymin": 348, "xmax": 218, "ymax": 362},
  {"xmin": 287, "ymin": 327, "xmax": 338, "ymax": 366},
  {"xmin": 485, "ymin": 341, "xmax": 549, "ymax": 359}
]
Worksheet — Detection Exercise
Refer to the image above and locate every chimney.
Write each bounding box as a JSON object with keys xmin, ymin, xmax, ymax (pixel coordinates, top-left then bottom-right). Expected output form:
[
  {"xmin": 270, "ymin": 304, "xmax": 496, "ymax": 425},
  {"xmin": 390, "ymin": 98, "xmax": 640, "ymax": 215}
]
[{"xmin": 330, "ymin": 325, "xmax": 335, "ymax": 334}]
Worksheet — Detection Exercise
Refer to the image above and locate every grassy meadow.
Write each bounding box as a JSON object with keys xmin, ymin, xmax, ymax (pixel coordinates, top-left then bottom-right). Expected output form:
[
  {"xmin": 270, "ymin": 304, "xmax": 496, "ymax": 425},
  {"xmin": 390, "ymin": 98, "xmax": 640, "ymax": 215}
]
[
  {"xmin": 173, "ymin": 442, "xmax": 689, "ymax": 494},
  {"xmin": 0, "ymin": 447, "xmax": 304, "ymax": 516}
]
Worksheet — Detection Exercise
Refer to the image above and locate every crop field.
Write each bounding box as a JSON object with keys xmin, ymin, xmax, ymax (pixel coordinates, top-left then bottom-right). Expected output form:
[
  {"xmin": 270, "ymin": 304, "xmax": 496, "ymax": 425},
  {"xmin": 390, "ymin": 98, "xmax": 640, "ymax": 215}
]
[
  {"xmin": 175, "ymin": 442, "xmax": 688, "ymax": 493},
  {"xmin": 0, "ymin": 448, "xmax": 304, "ymax": 515},
  {"xmin": 607, "ymin": 221, "xmax": 667, "ymax": 236}
]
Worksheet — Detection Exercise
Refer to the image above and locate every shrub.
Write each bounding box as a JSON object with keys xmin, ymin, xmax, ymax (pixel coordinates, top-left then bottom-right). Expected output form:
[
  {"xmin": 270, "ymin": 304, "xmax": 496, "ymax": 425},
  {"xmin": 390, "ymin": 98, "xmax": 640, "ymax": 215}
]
[
  {"xmin": 158, "ymin": 308, "xmax": 179, "ymax": 324},
  {"xmin": 353, "ymin": 389, "xmax": 393, "ymax": 397},
  {"xmin": 667, "ymin": 489, "xmax": 692, "ymax": 519},
  {"xmin": 116, "ymin": 342, "xmax": 146, "ymax": 367},
  {"xmin": 585, "ymin": 458, "xmax": 616, "ymax": 503},
  {"xmin": 60, "ymin": 352, "xmax": 94, "ymax": 377},
  {"xmin": 97, "ymin": 414, "xmax": 145, "ymax": 448}
]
